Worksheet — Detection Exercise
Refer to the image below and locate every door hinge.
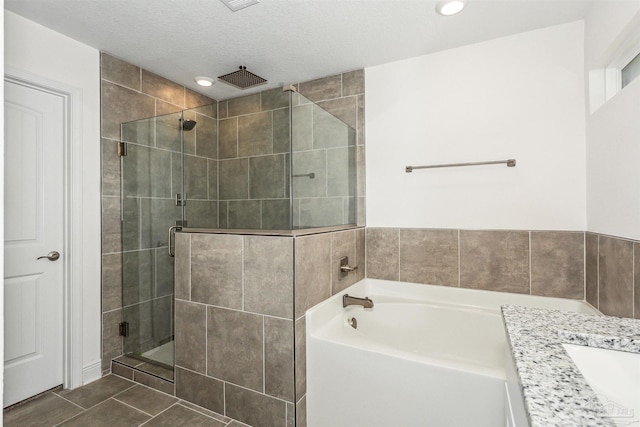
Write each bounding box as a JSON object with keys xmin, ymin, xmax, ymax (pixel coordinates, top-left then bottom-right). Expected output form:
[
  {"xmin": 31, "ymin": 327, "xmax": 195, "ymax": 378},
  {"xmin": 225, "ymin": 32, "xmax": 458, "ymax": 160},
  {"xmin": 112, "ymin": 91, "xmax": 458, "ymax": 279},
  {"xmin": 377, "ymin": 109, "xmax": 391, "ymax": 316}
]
[
  {"xmin": 118, "ymin": 321, "xmax": 129, "ymax": 337},
  {"xmin": 117, "ymin": 142, "xmax": 128, "ymax": 157}
]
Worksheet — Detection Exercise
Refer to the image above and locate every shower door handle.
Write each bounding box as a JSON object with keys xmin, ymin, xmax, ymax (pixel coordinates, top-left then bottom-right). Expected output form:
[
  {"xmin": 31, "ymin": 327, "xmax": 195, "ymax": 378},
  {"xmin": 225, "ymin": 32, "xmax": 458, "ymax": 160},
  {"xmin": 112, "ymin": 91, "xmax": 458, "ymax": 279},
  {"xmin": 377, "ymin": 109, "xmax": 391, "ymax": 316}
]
[{"xmin": 168, "ymin": 225, "xmax": 182, "ymax": 257}]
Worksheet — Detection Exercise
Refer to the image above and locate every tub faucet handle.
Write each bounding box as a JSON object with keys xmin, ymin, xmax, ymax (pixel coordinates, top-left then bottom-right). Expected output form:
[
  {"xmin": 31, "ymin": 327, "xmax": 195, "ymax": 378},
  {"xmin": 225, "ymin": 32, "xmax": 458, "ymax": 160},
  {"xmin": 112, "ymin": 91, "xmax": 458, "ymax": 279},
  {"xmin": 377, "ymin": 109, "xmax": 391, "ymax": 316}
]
[{"xmin": 339, "ymin": 256, "xmax": 358, "ymax": 277}]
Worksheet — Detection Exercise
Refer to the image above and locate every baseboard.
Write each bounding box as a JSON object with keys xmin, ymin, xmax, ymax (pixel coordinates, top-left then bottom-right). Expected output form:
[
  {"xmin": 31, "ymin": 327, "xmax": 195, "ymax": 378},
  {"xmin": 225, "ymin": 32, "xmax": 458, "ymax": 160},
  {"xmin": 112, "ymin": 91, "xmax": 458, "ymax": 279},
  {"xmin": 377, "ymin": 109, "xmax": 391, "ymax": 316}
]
[{"xmin": 82, "ymin": 360, "xmax": 102, "ymax": 385}]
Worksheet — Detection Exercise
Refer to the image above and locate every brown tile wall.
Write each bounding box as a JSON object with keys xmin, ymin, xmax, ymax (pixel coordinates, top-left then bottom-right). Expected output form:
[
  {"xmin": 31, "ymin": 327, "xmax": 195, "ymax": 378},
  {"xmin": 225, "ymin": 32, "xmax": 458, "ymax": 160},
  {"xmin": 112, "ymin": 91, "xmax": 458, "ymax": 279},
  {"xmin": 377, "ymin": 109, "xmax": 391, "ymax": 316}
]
[
  {"xmin": 174, "ymin": 227, "xmax": 364, "ymax": 427},
  {"xmin": 100, "ymin": 52, "xmax": 217, "ymax": 372},
  {"xmin": 217, "ymin": 89, "xmax": 290, "ymax": 229},
  {"xmin": 102, "ymin": 53, "xmax": 366, "ymax": 423},
  {"xmin": 217, "ymin": 70, "xmax": 365, "ymax": 229},
  {"xmin": 366, "ymin": 227, "xmax": 640, "ymax": 320},
  {"xmin": 175, "ymin": 232, "xmax": 293, "ymax": 426},
  {"xmin": 366, "ymin": 228, "xmax": 585, "ymax": 300},
  {"xmin": 585, "ymin": 232, "xmax": 639, "ymax": 319},
  {"xmin": 293, "ymin": 227, "xmax": 365, "ymax": 427}
]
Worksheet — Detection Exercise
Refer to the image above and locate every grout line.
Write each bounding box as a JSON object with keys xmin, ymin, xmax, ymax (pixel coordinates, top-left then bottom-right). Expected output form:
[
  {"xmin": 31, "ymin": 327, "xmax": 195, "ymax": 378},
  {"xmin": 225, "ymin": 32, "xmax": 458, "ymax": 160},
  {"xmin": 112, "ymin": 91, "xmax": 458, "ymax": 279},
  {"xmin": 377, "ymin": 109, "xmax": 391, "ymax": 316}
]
[
  {"xmin": 397, "ymin": 228, "xmax": 401, "ymax": 280},
  {"xmin": 175, "ymin": 402, "xmax": 228, "ymax": 423},
  {"xmin": 457, "ymin": 229, "xmax": 461, "ymax": 287},
  {"xmin": 242, "ymin": 237, "xmax": 245, "ymax": 311},
  {"xmin": 112, "ymin": 396, "xmax": 155, "ymax": 418},
  {"xmin": 118, "ymin": 294, "xmax": 173, "ymax": 311},
  {"xmin": 138, "ymin": 402, "xmax": 181, "ymax": 426},
  {"xmin": 363, "ymin": 228, "xmax": 367, "ymax": 279},
  {"xmin": 583, "ymin": 232, "xmax": 587, "ymax": 302},
  {"xmin": 236, "ymin": 117, "xmax": 239, "ymax": 159},
  {"xmin": 188, "ymin": 234, "xmax": 192, "ymax": 301},
  {"xmin": 52, "ymin": 410, "xmax": 84, "ymax": 427},
  {"xmin": 129, "ymin": 376, "xmax": 175, "ymax": 397},
  {"xmin": 529, "ymin": 231, "xmax": 532, "ymax": 295},
  {"xmin": 295, "ymin": 393, "xmax": 306, "ymax": 405},
  {"xmin": 137, "ymin": 195, "xmax": 143, "ymax": 249},
  {"xmin": 327, "ymin": 234, "xmax": 335, "ymax": 296},
  {"xmin": 262, "ymin": 317, "xmax": 266, "ymax": 393},
  {"xmin": 64, "ymin": 382, "xmax": 138, "ymax": 414},
  {"xmin": 154, "ymin": 248, "xmax": 158, "ymax": 300},
  {"xmin": 597, "ymin": 234, "xmax": 600, "ymax": 311},
  {"xmin": 206, "ymin": 155, "xmax": 209, "ymax": 201},
  {"xmin": 100, "ymin": 77, "xmax": 146, "ymax": 96},
  {"xmin": 217, "ymin": 380, "xmax": 294, "ymax": 405},
  {"xmin": 53, "ymin": 393, "xmax": 87, "ymax": 411},
  {"xmin": 205, "ymin": 293, "xmax": 209, "ymax": 375}
]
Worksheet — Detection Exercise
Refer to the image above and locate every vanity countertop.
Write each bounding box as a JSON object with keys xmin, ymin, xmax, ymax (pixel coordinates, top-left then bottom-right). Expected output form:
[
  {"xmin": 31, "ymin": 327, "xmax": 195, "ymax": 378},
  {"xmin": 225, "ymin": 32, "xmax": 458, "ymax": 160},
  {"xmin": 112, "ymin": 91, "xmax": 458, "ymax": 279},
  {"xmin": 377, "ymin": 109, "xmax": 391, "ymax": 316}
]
[{"xmin": 501, "ymin": 304, "xmax": 640, "ymax": 427}]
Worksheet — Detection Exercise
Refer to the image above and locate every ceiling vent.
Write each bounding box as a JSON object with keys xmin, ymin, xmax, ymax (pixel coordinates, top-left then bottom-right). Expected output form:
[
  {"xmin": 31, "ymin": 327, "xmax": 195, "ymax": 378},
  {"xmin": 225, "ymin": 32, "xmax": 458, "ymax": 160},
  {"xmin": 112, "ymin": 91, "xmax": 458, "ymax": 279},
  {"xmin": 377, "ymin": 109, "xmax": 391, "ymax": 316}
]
[
  {"xmin": 220, "ymin": 0, "xmax": 260, "ymax": 12},
  {"xmin": 218, "ymin": 66, "xmax": 267, "ymax": 90}
]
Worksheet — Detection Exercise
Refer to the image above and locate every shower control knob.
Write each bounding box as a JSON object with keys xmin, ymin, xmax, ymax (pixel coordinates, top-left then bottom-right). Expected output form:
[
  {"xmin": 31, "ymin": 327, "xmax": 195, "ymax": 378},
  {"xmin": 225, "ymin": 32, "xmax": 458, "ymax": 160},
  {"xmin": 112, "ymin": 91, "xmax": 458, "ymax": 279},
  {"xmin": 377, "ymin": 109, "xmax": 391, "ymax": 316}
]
[{"xmin": 37, "ymin": 251, "xmax": 60, "ymax": 261}]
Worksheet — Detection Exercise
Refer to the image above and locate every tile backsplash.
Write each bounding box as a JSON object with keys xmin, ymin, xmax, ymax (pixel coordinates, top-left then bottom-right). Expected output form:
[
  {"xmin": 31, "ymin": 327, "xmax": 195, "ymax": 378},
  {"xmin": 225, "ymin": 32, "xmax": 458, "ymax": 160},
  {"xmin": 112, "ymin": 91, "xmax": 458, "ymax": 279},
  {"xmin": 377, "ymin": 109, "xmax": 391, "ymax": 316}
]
[
  {"xmin": 586, "ymin": 232, "xmax": 639, "ymax": 319},
  {"xmin": 366, "ymin": 228, "xmax": 585, "ymax": 300},
  {"xmin": 367, "ymin": 227, "xmax": 640, "ymax": 320}
]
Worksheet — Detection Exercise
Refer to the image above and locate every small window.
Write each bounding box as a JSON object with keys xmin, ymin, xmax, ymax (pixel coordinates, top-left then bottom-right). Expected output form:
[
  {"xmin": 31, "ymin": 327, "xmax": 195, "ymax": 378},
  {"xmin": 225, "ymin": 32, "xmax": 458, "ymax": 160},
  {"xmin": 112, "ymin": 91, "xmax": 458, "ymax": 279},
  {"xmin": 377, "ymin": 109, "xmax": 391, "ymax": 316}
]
[{"xmin": 621, "ymin": 51, "xmax": 640, "ymax": 89}]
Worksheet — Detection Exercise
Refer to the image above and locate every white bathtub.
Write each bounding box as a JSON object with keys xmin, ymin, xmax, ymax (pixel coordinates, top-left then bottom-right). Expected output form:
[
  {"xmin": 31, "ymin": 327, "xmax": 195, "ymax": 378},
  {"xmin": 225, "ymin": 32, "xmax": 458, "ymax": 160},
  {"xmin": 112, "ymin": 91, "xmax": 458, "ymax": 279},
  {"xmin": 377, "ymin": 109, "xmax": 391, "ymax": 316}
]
[{"xmin": 306, "ymin": 279, "xmax": 598, "ymax": 427}]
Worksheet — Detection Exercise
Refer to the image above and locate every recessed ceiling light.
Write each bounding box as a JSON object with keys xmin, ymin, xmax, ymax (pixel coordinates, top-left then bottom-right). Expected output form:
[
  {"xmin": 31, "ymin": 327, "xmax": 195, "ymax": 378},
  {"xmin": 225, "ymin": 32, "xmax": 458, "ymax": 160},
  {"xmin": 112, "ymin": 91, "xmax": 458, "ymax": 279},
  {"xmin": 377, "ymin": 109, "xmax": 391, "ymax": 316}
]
[
  {"xmin": 195, "ymin": 77, "xmax": 214, "ymax": 87},
  {"xmin": 436, "ymin": 0, "xmax": 467, "ymax": 16}
]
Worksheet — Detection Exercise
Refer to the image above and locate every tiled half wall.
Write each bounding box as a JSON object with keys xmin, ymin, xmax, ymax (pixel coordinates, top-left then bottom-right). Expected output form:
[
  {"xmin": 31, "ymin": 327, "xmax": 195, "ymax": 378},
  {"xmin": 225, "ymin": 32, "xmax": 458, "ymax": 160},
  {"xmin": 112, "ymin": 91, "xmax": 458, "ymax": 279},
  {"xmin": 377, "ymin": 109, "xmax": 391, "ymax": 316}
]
[{"xmin": 173, "ymin": 228, "xmax": 364, "ymax": 427}]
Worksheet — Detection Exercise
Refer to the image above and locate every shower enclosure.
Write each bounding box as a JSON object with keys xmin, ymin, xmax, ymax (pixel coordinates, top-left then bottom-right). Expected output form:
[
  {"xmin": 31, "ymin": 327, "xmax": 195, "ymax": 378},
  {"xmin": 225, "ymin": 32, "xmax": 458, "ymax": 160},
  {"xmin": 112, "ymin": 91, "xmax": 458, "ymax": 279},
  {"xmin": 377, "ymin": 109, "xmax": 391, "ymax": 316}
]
[{"xmin": 119, "ymin": 87, "xmax": 356, "ymax": 370}]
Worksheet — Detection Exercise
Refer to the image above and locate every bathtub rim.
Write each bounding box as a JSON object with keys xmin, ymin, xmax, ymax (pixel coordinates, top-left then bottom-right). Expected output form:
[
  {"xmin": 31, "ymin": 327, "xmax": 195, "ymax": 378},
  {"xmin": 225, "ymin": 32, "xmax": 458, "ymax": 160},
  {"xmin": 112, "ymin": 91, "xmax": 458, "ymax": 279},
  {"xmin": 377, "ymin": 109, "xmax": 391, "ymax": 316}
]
[{"xmin": 306, "ymin": 278, "xmax": 600, "ymax": 381}]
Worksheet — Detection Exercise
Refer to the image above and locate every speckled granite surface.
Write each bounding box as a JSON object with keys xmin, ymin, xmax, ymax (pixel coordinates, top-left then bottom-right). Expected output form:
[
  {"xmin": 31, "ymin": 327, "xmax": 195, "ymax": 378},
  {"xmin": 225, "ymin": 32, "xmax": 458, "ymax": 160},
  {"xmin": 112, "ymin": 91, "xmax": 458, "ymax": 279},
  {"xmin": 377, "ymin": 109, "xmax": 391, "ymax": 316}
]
[{"xmin": 502, "ymin": 305, "xmax": 640, "ymax": 427}]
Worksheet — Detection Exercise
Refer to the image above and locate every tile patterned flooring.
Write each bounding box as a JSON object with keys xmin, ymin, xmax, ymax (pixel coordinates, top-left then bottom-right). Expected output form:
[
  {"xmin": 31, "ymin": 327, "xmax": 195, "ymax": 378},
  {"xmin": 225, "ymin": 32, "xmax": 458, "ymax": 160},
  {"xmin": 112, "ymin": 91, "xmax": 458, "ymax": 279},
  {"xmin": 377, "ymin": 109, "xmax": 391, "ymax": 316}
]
[{"xmin": 4, "ymin": 375, "xmax": 248, "ymax": 427}]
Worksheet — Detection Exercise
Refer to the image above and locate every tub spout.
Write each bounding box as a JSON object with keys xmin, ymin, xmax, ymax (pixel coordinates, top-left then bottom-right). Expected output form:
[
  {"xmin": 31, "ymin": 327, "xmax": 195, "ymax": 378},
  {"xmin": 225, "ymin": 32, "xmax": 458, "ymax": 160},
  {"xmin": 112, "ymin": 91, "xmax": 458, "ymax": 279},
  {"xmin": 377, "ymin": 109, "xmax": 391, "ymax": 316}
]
[{"xmin": 343, "ymin": 294, "xmax": 374, "ymax": 309}]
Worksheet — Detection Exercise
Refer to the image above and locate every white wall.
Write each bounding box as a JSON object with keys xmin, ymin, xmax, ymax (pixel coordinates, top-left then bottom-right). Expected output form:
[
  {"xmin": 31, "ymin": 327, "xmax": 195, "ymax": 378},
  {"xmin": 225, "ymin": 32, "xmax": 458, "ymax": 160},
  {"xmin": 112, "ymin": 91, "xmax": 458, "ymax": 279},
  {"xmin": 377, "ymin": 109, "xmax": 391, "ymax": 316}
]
[
  {"xmin": 585, "ymin": 3, "xmax": 640, "ymax": 240},
  {"xmin": 4, "ymin": 11, "xmax": 102, "ymax": 384},
  {"xmin": 365, "ymin": 21, "xmax": 586, "ymax": 231},
  {"xmin": 1, "ymin": 1, "xmax": 5, "ymax": 414}
]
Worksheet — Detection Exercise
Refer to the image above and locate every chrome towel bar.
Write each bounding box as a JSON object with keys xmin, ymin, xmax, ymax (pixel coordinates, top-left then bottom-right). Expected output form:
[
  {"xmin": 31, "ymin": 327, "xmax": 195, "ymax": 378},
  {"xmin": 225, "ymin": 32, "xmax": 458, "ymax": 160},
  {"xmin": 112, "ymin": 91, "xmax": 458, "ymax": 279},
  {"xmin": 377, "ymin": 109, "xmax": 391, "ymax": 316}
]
[{"xmin": 405, "ymin": 159, "xmax": 516, "ymax": 172}]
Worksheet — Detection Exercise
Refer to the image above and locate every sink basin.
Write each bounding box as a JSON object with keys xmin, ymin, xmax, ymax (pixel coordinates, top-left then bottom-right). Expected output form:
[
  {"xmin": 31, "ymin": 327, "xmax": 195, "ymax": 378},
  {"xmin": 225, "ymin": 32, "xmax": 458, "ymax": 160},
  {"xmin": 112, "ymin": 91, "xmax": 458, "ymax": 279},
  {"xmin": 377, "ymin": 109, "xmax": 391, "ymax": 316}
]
[{"xmin": 562, "ymin": 343, "xmax": 640, "ymax": 423}]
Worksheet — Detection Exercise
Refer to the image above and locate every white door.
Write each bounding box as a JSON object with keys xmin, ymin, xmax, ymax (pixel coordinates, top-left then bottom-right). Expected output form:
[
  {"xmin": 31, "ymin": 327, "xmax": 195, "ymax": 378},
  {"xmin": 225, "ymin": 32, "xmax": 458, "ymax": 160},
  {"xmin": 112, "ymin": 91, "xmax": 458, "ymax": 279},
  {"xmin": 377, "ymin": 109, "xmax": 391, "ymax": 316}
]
[{"xmin": 3, "ymin": 79, "xmax": 65, "ymax": 407}]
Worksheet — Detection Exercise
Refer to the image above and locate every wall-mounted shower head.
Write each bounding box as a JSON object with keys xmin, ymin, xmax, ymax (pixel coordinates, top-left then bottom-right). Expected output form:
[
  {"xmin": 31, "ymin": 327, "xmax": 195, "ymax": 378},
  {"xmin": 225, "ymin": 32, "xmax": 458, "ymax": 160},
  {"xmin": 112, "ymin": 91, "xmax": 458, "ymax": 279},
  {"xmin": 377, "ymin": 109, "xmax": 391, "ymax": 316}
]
[{"xmin": 180, "ymin": 119, "xmax": 197, "ymax": 131}]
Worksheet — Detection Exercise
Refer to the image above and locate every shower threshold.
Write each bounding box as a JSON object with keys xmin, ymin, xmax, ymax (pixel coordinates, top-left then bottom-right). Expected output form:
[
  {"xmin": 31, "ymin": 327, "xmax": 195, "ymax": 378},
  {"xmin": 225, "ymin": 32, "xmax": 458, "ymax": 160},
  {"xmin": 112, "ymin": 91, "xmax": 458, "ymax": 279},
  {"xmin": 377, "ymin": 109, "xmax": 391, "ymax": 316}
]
[{"xmin": 141, "ymin": 341, "xmax": 174, "ymax": 367}]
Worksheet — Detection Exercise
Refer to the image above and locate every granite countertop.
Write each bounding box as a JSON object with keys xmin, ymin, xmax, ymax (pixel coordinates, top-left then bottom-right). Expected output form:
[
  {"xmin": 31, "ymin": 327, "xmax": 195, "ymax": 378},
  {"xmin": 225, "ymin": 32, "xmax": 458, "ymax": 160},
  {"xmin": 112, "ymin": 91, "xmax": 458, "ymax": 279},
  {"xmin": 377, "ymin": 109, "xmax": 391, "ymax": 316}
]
[{"xmin": 501, "ymin": 305, "xmax": 640, "ymax": 427}]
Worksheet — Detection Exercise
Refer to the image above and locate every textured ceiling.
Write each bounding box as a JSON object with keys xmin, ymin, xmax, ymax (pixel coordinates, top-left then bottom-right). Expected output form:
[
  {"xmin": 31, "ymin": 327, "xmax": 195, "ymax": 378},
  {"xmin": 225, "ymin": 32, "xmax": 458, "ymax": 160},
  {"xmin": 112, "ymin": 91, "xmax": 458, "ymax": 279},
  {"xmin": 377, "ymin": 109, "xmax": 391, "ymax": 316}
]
[{"xmin": 5, "ymin": 0, "xmax": 595, "ymax": 101}]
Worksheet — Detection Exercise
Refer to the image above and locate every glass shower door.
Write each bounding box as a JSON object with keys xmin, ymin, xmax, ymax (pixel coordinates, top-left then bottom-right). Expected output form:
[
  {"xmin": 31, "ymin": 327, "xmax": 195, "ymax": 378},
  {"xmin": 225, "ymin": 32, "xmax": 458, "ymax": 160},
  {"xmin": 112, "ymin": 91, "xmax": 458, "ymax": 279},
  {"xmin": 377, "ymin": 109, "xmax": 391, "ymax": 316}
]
[{"xmin": 120, "ymin": 111, "xmax": 185, "ymax": 368}]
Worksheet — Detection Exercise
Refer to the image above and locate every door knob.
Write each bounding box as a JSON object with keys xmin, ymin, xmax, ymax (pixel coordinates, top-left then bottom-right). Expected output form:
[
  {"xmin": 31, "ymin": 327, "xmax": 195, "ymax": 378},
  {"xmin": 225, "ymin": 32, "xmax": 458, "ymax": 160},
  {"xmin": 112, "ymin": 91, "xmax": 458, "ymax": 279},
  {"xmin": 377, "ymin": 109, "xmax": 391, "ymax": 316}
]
[{"xmin": 37, "ymin": 251, "xmax": 60, "ymax": 261}]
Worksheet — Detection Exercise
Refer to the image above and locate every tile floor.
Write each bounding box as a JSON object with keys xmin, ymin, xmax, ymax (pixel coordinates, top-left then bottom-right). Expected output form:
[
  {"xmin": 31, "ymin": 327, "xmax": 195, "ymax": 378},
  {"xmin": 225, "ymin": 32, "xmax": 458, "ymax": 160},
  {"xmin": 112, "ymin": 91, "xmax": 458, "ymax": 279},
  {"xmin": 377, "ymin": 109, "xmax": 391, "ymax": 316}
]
[{"xmin": 3, "ymin": 375, "xmax": 248, "ymax": 427}]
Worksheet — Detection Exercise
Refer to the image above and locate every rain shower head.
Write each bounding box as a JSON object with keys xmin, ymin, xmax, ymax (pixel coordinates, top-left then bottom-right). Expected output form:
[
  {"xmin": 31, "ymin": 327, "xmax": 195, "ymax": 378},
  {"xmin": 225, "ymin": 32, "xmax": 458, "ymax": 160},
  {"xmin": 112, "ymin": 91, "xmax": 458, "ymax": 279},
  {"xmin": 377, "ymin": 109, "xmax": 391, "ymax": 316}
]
[
  {"xmin": 218, "ymin": 66, "xmax": 267, "ymax": 90},
  {"xmin": 181, "ymin": 119, "xmax": 197, "ymax": 131}
]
